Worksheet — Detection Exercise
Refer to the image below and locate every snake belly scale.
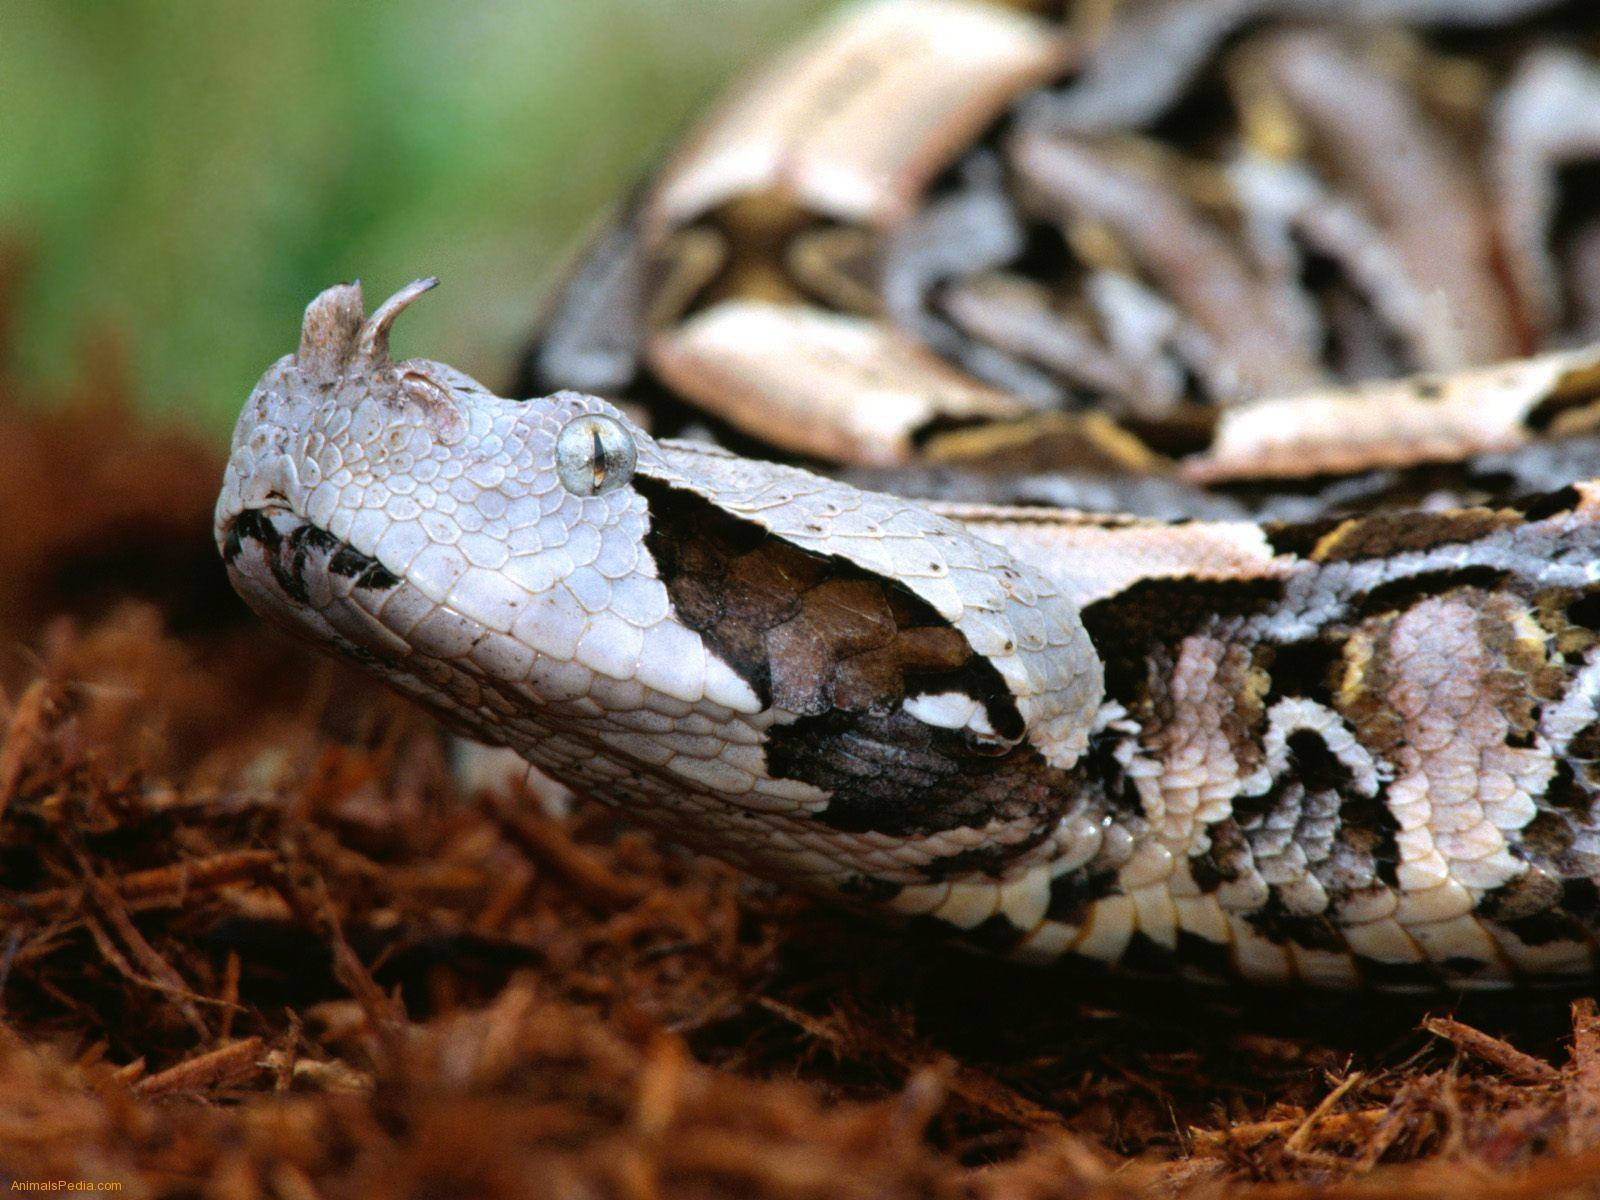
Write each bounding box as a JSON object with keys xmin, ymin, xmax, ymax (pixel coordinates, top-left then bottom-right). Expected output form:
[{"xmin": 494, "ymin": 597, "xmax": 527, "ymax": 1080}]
[{"xmin": 218, "ymin": 0, "xmax": 1600, "ymax": 989}]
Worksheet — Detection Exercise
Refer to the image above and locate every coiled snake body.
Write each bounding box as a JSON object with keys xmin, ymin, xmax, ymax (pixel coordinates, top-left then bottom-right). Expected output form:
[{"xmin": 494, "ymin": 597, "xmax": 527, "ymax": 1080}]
[{"xmin": 219, "ymin": 0, "xmax": 1600, "ymax": 988}]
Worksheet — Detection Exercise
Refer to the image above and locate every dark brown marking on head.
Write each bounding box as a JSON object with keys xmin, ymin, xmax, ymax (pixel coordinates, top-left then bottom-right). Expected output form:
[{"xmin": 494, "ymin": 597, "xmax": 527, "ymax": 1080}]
[
  {"xmin": 327, "ymin": 541, "xmax": 401, "ymax": 591},
  {"xmin": 274, "ymin": 524, "xmax": 317, "ymax": 605},
  {"xmin": 221, "ymin": 517, "xmax": 256, "ymax": 567},
  {"xmin": 638, "ymin": 477, "xmax": 1076, "ymax": 843},
  {"xmin": 768, "ymin": 707, "xmax": 1075, "ymax": 840},
  {"xmin": 295, "ymin": 523, "xmax": 399, "ymax": 594},
  {"xmin": 638, "ymin": 476, "xmax": 1015, "ymax": 726},
  {"xmin": 223, "ymin": 508, "xmax": 280, "ymax": 565},
  {"xmin": 228, "ymin": 509, "xmax": 400, "ymax": 598},
  {"xmin": 327, "ymin": 544, "xmax": 372, "ymax": 578},
  {"xmin": 357, "ymin": 560, "xmax": 401, "ymax": 590},
  {"xmin": 299, "ymin": 525, "xmax": 340, "ymax": 556}
]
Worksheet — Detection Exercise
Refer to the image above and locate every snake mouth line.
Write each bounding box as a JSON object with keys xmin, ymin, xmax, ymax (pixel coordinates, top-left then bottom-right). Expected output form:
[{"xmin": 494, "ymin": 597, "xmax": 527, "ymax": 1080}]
[{"xmin": 221, "ymin": 507, "xmax": 401, "ymax": 606}]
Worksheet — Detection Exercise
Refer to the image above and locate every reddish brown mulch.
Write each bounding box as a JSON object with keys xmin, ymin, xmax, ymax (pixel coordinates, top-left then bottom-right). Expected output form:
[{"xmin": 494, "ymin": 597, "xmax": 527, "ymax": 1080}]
[{"xmin": 5, "ymin": 261, "xmax": 1600, "ymax": 1198}]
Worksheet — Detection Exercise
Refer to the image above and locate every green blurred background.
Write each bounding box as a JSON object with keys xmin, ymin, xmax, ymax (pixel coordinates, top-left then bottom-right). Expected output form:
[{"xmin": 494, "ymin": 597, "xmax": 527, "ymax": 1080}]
[{"xmin": 0, "ymin": 0, "xmax": 838, "ymax": 432}]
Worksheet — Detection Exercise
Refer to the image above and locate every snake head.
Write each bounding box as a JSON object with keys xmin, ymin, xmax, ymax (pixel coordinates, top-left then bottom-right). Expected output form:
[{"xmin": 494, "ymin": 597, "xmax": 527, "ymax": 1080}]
[
  {"xmin": 217, "ymin": 278, "xmax": 777, "ymax": 759},
  {"xmin": 215, "ymin": 279, "xmax": 678, "ymax": 706},
  {"xmin": 217, "ymin": 279, "xmax": 492, "ymax": 525},
  {"xmin": 217, "ymin": 279, "xmax": 1104, "ymax": 918}
]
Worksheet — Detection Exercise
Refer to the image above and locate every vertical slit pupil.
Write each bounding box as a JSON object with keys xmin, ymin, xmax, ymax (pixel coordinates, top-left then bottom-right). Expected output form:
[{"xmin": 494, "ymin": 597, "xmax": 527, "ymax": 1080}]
[{"xmin": 591, "ymin": 425, "xmax": 606, "ymax": 490}]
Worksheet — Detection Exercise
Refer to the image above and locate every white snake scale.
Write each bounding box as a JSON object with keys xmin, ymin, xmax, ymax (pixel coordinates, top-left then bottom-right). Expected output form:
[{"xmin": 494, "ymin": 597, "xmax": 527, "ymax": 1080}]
[{"xmin": 219, "ymin": 0, "xmax": 1600, "ymax": 989}]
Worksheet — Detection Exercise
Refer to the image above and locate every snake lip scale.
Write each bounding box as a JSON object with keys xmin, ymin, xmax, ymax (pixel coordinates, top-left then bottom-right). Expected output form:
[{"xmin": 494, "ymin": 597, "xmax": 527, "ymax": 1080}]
[{"xmin": 218, "ymin": 276, "xmax": 1600, "ymax": 992}]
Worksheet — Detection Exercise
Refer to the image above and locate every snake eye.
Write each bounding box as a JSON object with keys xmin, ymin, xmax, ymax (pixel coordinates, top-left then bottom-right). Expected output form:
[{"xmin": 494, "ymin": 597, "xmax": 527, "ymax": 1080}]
[{"xmin": 555, "ymin": 413, "xmax": 637, "ymax": 496}]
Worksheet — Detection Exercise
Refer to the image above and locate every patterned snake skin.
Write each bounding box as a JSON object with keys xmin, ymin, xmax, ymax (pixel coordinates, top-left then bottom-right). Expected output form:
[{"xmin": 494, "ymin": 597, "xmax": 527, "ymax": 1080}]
[{"xmin": 218, "ymin": 0, "xmax": 1600, "ymax": 989}]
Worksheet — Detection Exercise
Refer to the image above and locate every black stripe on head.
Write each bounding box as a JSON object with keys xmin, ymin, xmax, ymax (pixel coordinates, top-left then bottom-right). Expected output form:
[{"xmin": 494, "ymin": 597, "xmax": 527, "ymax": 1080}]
[
  {"xmin": 326, "ymin": 539, "xmax": 400, "ymax": 590},
  {"xmin": 766, "ymin": 707, "xmax": 1084, "ymax": 839},
  {"xmin": 226, "ymin": 508, "xmax": 401, "ymax": 601},
  {"xmin": 328, "ymin": 543, "xmax": 374, "ymax": 578},
  {"xmin": 273, "ymin": 524, "xmax": 315, "ymax": 604},
  {"xmin": 222, "ymin": 508, "xmax": 281, "ymax": 565},
  {"xmin": 357, "ymin": 560, "xmax": 400, "ymax": 590}
]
